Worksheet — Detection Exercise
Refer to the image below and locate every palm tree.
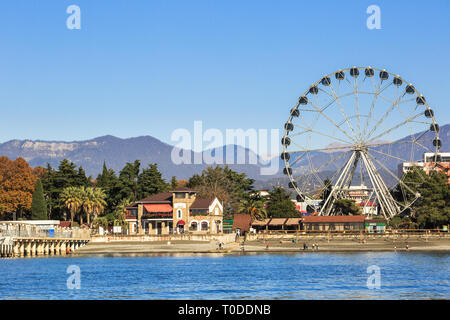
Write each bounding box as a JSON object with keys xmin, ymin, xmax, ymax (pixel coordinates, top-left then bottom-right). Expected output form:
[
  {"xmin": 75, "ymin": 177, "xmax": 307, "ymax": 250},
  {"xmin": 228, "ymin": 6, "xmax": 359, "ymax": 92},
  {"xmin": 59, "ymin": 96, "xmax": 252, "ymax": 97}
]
[
  {"xmin": 113, "ymin": 197, "xmax": 132, "ymax": 228},
  {"xmin": 81, "ymin": 187, "xmax": 107, "ymax": 226},
  {"xmin": 60, "ymin": 186, "xmax": 83, "ymax": 224},
  {"xmin": 91, "ymin": 188, "xmax": 107, "ymax": 222},
  {"xmin": 238, "ymin": 196, "xmax": 267, "ymax": 221}
]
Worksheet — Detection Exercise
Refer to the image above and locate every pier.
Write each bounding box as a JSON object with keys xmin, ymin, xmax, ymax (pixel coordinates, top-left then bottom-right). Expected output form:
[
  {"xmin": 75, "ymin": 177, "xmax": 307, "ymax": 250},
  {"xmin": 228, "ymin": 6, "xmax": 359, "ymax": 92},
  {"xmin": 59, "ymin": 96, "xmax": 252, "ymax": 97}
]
[{"xmin": 0, "ymin": 222, "xmax": 90, "ymax": 258}]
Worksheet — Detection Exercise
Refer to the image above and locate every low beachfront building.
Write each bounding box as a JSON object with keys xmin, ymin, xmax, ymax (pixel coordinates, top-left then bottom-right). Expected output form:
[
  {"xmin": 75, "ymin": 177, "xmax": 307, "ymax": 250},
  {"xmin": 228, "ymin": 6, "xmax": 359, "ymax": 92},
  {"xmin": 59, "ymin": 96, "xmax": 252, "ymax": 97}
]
[
  {"xmin": 365, "ymin": 219, "xmax": 387, "ymax": 233},
  {"xmin": 301, "ymin": 215, "xmax": 365, "ymax": 231},
  {"xmin": 125, "ymin": 187, "xmax": 223, "ymax": 235}
]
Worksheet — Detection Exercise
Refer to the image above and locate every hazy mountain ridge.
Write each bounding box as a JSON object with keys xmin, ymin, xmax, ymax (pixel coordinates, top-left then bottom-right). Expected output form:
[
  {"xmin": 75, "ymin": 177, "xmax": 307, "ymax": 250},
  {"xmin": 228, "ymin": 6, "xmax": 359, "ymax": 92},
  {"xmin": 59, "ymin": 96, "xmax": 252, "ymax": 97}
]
[
  {"xmin": 0, "ymin": 125, "xmax": 448, "ymax": 182},
  {"xmin": 0, "ymin": 135, "xmax": 264, "ymax": 180}
]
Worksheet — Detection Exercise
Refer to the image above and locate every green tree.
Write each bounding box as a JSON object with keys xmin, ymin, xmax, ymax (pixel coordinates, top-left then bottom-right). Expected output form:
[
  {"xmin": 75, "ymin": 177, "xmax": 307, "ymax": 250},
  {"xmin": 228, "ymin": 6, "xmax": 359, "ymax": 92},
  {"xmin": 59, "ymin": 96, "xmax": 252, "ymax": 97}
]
[
  {"xmin": 170, "ymin": 176, "xmax": 178, "ymax": 190},
  {"xmin": 80, "ymin": 187, "xmax": 107, "ymax": 226},
  {"xmin": 31, "ymin": 179, "xmax": 47, "ymax": 220},
  {"xmin": 137, "ymin": 163, "xmax": 168, "ymax": 198},
  {"xmin": 60, "ymin": 186, "xmax": 83, "ymax": 223},
  {"xmin": 333, "ymin": 199, "xmax": 362, "ymax": 215},
  {"xmin": 266, "ymin": 187, "xmax": 298, "ymax": 218},
  {"xmin": 41, "ymin": 163, "xmax": 58, "ymax": 219},
  {"xmin": 393, "ymin": 168, "xmax": 450, "ymax": 228},
  {"xmin": 115, "ymin": 160, "xmax": 141, "ymax": 201},
  {"xmin": 238, "ymin": 194, "xmax": 267, "ymax": 221},
  {"xmin": 40, "ymin": 160, "xmax": 91, "ymax": 220},
  {"xmin": 186, "ymin": 165, "xmax": 254, "ymax": 216},
  {"xmin": 96, "ymin": 161, "xmax": 119, "ymax": 214}
]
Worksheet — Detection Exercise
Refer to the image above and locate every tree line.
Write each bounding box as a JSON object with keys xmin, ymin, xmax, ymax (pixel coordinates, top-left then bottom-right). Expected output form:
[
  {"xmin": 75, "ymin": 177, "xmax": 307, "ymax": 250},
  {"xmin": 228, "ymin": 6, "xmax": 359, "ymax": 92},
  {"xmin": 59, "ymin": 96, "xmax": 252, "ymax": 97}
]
[
  {"xmin": 5, "ymin": 155, "xmax": 445, "ymax": 229},
  {"xmin": 0, "ymin": 156, "xmax": 300, "ymax": 225}
]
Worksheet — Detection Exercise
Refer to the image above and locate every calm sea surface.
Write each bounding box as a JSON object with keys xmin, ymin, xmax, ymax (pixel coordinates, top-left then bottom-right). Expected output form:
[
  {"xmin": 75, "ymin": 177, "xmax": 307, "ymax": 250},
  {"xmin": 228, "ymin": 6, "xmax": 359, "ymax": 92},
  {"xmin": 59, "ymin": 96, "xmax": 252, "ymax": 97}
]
[{"xmin": 0, "ymin": 252, "xmax": 448, "ymax": 299}]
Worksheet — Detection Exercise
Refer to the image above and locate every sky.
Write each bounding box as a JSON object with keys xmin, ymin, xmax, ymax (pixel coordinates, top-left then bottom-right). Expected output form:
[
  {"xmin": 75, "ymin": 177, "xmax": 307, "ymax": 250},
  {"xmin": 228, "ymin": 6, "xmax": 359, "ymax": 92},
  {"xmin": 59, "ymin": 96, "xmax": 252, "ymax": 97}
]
[{"xmin": 0, "ymin": 0, "xmax": 449, "ymax": 152}]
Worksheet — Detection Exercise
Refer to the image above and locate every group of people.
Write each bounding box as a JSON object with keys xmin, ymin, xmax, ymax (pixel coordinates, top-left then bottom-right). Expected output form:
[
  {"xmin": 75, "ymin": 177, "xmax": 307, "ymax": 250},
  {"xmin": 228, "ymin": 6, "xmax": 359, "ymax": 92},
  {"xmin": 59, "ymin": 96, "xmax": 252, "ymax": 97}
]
[{"xmin": 303, "ymin": 243, "xmax": 319, "ymax": 251}]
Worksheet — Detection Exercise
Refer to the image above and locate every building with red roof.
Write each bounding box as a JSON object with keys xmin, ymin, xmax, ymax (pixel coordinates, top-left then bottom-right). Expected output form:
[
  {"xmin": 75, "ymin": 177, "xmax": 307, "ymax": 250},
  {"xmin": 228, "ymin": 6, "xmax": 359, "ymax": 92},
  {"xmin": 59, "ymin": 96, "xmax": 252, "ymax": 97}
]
[{"xmin": 125, "ymin": 187, "xmax": 223, "ymax": 235}]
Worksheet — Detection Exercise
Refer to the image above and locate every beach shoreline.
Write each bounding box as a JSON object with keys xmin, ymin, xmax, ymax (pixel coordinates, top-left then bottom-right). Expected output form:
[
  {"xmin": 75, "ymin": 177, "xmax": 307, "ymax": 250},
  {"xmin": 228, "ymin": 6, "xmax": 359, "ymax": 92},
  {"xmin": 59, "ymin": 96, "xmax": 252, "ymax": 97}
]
[{"xmin": 73, "ymin": 237, "xmax": 450, "ymax": 255}]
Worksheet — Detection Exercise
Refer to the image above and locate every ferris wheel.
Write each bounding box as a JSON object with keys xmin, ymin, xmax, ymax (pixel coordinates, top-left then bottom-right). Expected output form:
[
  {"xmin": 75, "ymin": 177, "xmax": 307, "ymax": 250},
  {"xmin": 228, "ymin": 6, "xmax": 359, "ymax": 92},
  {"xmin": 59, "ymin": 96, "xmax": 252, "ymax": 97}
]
[{"xmin": 281, "ymin": 67, "xmax": 441, "ymax": 219}]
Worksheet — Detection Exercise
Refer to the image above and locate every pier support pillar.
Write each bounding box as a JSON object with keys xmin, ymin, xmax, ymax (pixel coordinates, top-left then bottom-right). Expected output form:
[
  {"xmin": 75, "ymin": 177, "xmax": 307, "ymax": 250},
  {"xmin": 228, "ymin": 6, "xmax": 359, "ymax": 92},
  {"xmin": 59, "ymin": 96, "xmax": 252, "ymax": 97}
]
[
  {"xmin": 49, "ymin": 242, "xmax": 55, "ymax": 255},
  {"xmin": 36, "ymin": 241, "xmax": 43, "ymax": 256},
  {"xmin": 60, "ymin": 241, "xmax": 67, "ymax": 255},
  {"xmin": 13, "ymin": 241, "xmax": 19, "ymax": 257},
  {"xmin": 25, "ymin": 241, "xmax": 31, "ymax": 256},
  {"xmin": 18, "ymin": 242, "xmax": 24, "ymax": 257},
  {"xmin": 43, "ymin": 241, "xmax": 49, "ymax": 255},
  {"xmin": 55, "ymin": 241, "xmax": 61, "ymax": 255}
]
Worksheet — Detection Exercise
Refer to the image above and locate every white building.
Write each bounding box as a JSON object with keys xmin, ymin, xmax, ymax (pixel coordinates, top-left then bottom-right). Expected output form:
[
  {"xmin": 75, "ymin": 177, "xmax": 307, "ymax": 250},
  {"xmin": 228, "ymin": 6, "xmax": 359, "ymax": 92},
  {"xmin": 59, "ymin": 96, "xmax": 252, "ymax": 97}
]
[{"xmin": 398, "ymin": 152, "xmax": 450, "ymax": 177}]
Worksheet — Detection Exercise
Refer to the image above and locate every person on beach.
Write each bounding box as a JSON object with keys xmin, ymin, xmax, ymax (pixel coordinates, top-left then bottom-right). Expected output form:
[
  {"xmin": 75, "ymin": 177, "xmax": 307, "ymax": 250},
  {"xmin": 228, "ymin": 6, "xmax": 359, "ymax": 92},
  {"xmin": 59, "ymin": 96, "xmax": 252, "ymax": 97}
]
[
  {"xmin": 303, "ymin": 243, "xmax": 307, "ymax": 250},
  {"xmin": 266, "ymin": 243, "xmax": 269, "ymax": 250},
  {"xmin": 405, "ymin": 242, "xmax": 409, "ymax": 250}
]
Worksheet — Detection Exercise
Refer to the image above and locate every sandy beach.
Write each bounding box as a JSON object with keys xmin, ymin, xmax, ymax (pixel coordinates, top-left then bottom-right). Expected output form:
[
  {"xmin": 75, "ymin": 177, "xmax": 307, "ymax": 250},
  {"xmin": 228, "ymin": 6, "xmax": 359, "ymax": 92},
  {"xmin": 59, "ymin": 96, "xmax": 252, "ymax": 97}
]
[{"xmin": 74, "ymin": 236, "xmax": 450, "ymax": 255}]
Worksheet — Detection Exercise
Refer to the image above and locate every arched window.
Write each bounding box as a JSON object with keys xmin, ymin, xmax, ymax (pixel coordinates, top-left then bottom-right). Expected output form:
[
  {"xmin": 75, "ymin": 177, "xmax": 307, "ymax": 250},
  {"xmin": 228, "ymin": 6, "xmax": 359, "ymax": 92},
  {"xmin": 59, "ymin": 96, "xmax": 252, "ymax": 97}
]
[
  {"xmin": 201, "ymin": 221, "xmax": 208, "ymax": 231},
  {"xmin": 177, "ymin": 209, "xmax": 182, "ymax": 219},
  {"xmin": 190, "ymin": 221, "xmax": 198, "ymax": 231}
]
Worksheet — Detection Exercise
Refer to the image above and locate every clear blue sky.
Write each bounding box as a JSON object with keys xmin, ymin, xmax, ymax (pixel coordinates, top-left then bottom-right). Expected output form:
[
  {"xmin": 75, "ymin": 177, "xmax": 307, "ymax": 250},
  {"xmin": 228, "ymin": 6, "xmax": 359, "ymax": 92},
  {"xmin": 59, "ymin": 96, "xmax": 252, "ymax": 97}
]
[{"xmin": 0, "ymin": 0, "xmax": 449, "ymax": 149}]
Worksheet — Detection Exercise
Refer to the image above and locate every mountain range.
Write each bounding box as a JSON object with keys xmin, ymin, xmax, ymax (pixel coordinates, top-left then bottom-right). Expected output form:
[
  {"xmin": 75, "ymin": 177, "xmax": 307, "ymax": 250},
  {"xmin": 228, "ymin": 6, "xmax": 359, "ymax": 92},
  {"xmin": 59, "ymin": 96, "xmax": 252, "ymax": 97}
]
[{"xmin": 0, "ymin": 125, "xmax": 448, "ymax": 185}]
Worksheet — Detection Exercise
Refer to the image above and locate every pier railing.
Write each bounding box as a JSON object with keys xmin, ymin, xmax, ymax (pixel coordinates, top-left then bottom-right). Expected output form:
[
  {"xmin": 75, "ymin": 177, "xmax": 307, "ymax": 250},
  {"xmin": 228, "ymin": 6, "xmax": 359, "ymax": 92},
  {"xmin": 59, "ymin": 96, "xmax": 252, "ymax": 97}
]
[{"xmin": 0, "ymin": 222, "xmax": 90, "ymax": 239}]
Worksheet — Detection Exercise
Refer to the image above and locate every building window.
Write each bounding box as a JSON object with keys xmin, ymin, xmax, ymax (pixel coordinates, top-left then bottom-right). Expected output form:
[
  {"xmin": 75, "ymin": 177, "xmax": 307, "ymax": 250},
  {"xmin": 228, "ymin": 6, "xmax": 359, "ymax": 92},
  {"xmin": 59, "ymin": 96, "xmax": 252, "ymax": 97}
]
[
  {"xmin": 201, "ymin": 221, "xmax": 208, "ymax": 231},
  {"xmin": 190, "ymin": 221, "xmax": 198, "ymax": 231},
  {"xmin": 215, "ymin": 208, "xmax": 219, "ymax": 216},
  {"xmin": 175, "ymin": 193, "xmax": 185, "ymax": 199},
  {"xmin": 129, "ymin": 209, "xmax": 137, "ymax": 217},
  {"xmin": 177, "ymin": 209, "xmax": 182, "ymax": 219}
]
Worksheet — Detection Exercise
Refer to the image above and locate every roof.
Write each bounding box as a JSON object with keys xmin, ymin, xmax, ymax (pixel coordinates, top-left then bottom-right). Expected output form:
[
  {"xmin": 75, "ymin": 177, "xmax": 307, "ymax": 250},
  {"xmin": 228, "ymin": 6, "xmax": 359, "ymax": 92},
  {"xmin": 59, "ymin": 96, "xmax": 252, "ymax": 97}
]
[
  {"xmin": 285, "ymin": 218, "xmax": 302, "ymax": 225},
  {"xmin": 137, "ymin": 192, "xmax": 173, "ymax": 203},
  {"xmin": 232, "ymin": 214, "xmax": 252, "ymax": 232},
  {"xmin": 302, "ymin": 215, "xmax": 366, "ymax": 223},
  {"xmin": 59, "ymin": 221, "xmax": 71, "ymax": 228},
  {"xmin": 268, "ymin": 218, "xmax": 288, "ymax": 226},
  {"xmin": 251, "ymin": 218, "xmax": 270, "ymax": 226},
  {"xmin": 171, "ymin": 186, "xmax": 197, "ymax": 192},
  {"xmin": 365, "ymin": 219, "xmax": 387, "ymax": 223},
  {"xmin": 191, "ymin": 197, "xmax": 215, "ymax": 209},
  {"xmin": 126, "ymin": 202, "xmax": 138, "ymax": 209}
]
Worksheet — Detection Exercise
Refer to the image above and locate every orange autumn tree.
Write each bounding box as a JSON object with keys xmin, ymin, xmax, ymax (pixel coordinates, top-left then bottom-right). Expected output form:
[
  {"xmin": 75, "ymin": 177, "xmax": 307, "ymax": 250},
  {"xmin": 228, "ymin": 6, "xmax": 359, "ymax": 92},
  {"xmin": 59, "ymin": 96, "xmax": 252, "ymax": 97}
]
[{"xmin": 0, "ymin": 156, "xmax": 38, "ymax": 218}]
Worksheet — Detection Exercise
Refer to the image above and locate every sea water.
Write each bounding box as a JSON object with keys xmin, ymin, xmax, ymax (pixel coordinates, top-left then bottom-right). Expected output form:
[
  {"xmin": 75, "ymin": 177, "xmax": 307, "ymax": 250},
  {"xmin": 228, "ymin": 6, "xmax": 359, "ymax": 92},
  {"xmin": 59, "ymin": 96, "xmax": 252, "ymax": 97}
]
[{"xmin": 0, "ymin": 252, "xmax": 448, "ymax": 299}]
